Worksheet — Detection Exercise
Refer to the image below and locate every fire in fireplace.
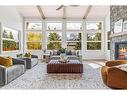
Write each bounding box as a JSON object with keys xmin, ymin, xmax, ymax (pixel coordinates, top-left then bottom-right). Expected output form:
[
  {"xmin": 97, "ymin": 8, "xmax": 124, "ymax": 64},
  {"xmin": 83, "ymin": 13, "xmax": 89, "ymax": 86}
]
[{"xmin": 115, "ymin": 42, "xmax": 127, "ymax": 60}]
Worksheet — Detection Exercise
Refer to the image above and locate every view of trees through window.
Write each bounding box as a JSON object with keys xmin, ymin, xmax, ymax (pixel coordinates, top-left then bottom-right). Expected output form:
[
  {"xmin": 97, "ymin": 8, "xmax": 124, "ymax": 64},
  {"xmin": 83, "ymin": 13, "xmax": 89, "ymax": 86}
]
[
  {"xmin": 25, "ymin": 21, "xmax": 103, "ymax": 51},
  {"xmin": 47, "ymin": 32, "xmax": 62, "ymax": 50},
  {"xmin": 67, "ymin": 32, "xmax": 81, "ymax": 50},
  {"xmin": 2, "ymin": 27, "xmax": 19, "ymax": 51},
  {"xmin": 27, "ymin": 32, "xmax": 42, "ymax": 50},
  {"xmin": 86, "ymin": 21, "xmax": 102, "ymax": 50}
]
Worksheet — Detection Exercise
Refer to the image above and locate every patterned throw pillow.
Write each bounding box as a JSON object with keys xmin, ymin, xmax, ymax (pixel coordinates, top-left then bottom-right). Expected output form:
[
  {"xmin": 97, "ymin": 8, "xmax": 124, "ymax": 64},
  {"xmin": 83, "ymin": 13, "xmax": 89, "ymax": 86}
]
[
  {"xmin": 24, "ymin": 52, "xmax": 31, "ymax": 58},
  {"xmin": 114, "ymin": 64, "xmax": 127, "ymax": 72}
]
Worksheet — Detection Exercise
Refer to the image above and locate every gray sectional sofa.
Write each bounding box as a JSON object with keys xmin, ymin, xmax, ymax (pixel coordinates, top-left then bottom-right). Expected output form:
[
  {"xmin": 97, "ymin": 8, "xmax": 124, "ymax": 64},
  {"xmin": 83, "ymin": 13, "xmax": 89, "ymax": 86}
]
[
  {"xmin": 19, "ymin": 55, "xmax": 38, "ymax": 69},
  {"xmin": 0, "ymin": 58, "xmax": 26, "ymax": 86}
]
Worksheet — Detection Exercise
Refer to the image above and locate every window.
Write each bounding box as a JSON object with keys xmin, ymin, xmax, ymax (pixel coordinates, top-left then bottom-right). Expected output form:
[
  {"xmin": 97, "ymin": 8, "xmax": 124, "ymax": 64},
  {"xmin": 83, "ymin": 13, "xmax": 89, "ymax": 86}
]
[
  {"xmin": 2, "ymin": 27, "xmax": 19, "ymax": 51},
  {"xmin": 86, "ymin": 21, "xmax": 103, "ymax": 50},
  {"xmin": 46, "ymin": 22, "xmax": 62, "ymax": 30},
  {"xmin": 46, "ymin": 22, "xmax": 62, "ymax": 50},
  {"xmin": 47, "ymin": 32, "xmax": 62, "ymax": 50},
  {"xmin": 25, "ymin": 21, "xmax": 42, "ymax": 50},
  {"xmin": 67, "ymin": 22, "xmax": 82, "ymax": 30},
  {"xmin": 27, "ymin": 32, "xmax": 42, "ymax": 50},
  {"xmin": 86, "ymin": 22, "xmax": 102, "ymax": 31},
  {"xmin": 25, "ymin": 22, "xmax": 42, "ymax": 30},
  {"xmin": 66, "ymin": 32, "xmax": 81, "ymax": 50},
  {"xmin": 107, "ymin": 31, "xmax": 111, "ymax": 50}
]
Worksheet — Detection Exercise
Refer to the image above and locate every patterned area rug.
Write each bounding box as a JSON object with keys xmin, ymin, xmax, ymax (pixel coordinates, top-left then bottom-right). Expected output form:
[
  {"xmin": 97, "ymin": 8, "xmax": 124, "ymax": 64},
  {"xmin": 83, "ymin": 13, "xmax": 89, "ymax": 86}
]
[{"xmin": 1, "ymin": 61, "xmax": 110, "ymax": 89}]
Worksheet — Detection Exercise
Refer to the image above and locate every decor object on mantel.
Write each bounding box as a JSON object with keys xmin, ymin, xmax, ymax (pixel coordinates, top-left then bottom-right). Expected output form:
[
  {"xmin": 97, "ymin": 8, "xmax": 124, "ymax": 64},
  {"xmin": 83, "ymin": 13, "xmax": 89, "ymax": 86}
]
[
  {"xmin": 123, "ymin": 18, "xmax": 127, "ymax": 32},
  {"xmin": 114, "ymin": 19, "xmax": 123, "ymax": 33}
]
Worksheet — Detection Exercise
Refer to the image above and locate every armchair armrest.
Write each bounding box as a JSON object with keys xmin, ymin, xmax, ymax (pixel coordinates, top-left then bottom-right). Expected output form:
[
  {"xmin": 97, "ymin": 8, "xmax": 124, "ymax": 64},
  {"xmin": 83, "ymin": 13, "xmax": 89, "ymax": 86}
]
[
  {"xmin": 12, "ymin": 58, "xmax": 26, "ymax": 69},
  {"xmin": 0, "ymin": 65, "xmax": 7, "ymax": 85},
  {"xmin": 107, "ymin": 67, "xmax": 127, "ymax": 88},
  {"xmin": 31, "ymin": 55, "xmax": 38, "ymax": 58},
  {"xmin": 106, "ymin": 60, "xmax": 127, "ymax": 67}
]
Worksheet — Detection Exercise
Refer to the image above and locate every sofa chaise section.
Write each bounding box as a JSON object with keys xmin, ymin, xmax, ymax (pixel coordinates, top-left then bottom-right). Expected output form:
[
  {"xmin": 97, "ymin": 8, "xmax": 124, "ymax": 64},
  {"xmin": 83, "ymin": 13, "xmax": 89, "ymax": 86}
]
[{"xmin": 0, "ymin": 58, "xmax": 26, "ymax": 86}]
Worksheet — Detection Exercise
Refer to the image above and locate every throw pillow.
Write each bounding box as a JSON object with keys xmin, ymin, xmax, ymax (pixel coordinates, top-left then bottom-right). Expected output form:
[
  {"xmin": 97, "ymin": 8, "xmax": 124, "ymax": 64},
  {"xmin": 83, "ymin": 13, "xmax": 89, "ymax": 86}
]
[
  {"xmin": 66, "ymin": 50, "xmax": 72, "ymax": 55},
  {"xmin": 71, "ymin": 50, "xmax": 76, "ymax": 55},
  {"xmin": 114, "ymin": 64, "xmax": 127, "ymax": 72},
  {"xmin": 24, "ymin": 52, "xmax": 31, "ymax": 58},
  {"xmin": 0, "ymin": 56, "xmax": 13, "ymax": 67},
  {"xmin": 53, "ymin": 50, "xmax": 58, "ymax": 55}
]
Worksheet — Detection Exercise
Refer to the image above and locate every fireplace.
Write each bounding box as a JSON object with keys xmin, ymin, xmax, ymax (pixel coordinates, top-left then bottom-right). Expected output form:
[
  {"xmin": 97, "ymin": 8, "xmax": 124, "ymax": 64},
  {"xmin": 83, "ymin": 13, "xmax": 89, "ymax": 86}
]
[{"xmin": 115, "ymin": 41, "xmax": 127, "ymax": 60}]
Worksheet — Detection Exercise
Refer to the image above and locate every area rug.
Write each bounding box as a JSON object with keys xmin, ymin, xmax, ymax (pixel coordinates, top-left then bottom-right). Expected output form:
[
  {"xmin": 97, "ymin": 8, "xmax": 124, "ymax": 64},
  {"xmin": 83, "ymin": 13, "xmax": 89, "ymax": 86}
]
[{"xmin": 0, "ymin": 61, "xmax": 110, "ymax": 89}]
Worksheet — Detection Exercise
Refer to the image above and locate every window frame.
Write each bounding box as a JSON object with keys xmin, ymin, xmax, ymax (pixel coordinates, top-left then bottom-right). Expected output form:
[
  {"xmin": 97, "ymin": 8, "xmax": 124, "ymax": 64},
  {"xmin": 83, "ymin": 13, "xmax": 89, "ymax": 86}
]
[
  {"xmin": 66, "ymin": 31, "xmax": 82, "ymax": 50},
  {"xmin": 25, "ymin": 21, "xmax": 43, "ymax": 51},
  {"xmin": 46, "ymin": 31, "xmax": 62, "ymax": 50},
  {"xmin": 2, "ymin": 26, "xmax": 20, "ymax": 53},
  {"xmin": 86, "ymin": 21, "xmax": 103, "ymax": 51}
]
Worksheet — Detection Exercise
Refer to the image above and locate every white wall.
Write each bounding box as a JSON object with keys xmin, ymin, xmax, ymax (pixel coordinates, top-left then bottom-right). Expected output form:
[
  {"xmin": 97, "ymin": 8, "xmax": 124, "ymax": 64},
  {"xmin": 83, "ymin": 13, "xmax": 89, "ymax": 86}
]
[
  {"xmin": 0, "ymin": 6, "xmax": 23, "ymax": 57},
  {"xmin": 104, "ymin": 10, "xmax": 110, "ymax": 60}
]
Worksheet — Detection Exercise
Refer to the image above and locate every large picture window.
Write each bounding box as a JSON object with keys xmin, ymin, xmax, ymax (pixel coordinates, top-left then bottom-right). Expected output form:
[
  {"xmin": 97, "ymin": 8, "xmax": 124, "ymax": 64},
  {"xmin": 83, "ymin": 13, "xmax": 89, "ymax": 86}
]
[
  {"xmin": 27, "ymin": 32, "xmax": 42, "ymax": 50},
  {"xmin": 46, "ymin": 22, "xmax": 62, "ymax": 50},
  {"xmin": 2, "ymin": 27, "xmax": 19, "ymax": 51},
  {"xmin": 86, "ymin": 21, "xmax": 103, "ymax": 50},
  {"xmin": 47, "ymin": 32, "xmax": 62, "ymax": 50},
  {"xmin": 66, "ymin": 32, "xmax": 81, "ymax": 50},
  {"xmin": 25, "ymin": 21, "xmax": 42, "ymax": 50}
]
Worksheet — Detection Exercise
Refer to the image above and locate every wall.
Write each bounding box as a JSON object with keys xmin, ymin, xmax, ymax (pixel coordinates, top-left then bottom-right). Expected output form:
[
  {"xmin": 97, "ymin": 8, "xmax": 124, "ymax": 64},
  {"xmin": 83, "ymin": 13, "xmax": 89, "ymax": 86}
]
[
  {"xmin": 0, "ymin": 6, "xmax": 23, "ymax": 57},
  {"xmin": 104, "ymin": 10, "xmax": 110, "ymax": 60},
  {"xmin": 110, "ymin": 6, "xmax": 127, "ymax": 60}
]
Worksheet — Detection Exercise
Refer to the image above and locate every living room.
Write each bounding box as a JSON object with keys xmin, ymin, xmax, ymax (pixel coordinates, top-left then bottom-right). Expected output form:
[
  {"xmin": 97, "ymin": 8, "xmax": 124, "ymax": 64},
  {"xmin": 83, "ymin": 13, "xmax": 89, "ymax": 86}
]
[{"xmin": 0, "ymin": 2, "xmax": 127, "ymax": 92}]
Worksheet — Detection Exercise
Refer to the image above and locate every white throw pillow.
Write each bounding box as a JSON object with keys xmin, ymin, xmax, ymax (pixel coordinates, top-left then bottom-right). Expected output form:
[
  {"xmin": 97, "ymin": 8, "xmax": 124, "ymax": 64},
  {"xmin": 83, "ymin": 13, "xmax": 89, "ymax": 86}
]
[{"xmin": 114, "ymin": 64, "xmax": 127, "ymax": 72}]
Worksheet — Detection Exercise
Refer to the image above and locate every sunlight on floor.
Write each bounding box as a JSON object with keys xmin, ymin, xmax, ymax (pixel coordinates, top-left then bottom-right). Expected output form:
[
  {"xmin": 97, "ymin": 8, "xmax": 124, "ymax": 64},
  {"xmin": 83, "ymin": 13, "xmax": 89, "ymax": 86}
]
[{"xmin": 88, "ymin": 63, "xmax": 102, "ymax": 69}]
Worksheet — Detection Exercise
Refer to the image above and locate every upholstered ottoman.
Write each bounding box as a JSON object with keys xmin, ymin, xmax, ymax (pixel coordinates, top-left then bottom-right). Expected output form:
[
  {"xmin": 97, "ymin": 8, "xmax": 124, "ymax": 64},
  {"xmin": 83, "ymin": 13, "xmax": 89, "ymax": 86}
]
[{"xmin": 47, "ymin": 60, "xmax": 83, "ymax": 73}]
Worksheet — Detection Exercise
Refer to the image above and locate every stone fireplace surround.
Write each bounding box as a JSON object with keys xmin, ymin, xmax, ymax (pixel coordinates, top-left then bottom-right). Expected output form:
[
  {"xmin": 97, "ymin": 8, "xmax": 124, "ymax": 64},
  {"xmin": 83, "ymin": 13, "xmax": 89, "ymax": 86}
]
[
  {"xmin": 110, "ymin": 6, "xmax": 127, "ymax": 60},
  {"xmin": 110, "ymin": 33, "xmax": 127, "ymax": 60}
]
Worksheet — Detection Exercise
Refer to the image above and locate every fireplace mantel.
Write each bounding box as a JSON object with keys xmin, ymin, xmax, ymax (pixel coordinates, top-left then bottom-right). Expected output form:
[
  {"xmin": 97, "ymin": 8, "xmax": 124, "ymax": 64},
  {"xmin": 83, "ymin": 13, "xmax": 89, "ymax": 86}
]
[{"xmin": 110, "ymin": 32, "xmax": 127, "ymax": 38}]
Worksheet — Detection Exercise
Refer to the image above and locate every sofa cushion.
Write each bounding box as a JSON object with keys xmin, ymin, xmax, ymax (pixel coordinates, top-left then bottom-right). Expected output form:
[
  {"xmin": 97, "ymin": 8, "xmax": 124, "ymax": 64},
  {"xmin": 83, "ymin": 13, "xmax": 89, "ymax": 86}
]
[
  {"xmin": 0, "ymin": 56, "xmax": 13, "ymax": 67},
  {"xmin": 7, "ymin": 65, "xmax": 25, "ymax": 83},
  {"xmin": 66, "ymin": 50, "xmax": 72, "ymax": 55},
  {"xmin": 53, "ymin": 50, "xmax": 61, "ymax": 55},
  {"xmin": 114, "ymin": 64, "xmax": 127, "ymax": 72}
]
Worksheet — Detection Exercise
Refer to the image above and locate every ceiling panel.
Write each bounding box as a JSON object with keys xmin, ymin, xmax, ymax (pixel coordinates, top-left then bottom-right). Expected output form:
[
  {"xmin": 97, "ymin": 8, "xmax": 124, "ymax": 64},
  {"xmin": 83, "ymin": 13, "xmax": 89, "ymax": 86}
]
[
  {"xmin": 66, "ymin": 6, "xmax": 88, "ymax": 18},
  {"xmin": 15, "ymin": 5, "xmax": 110, "ymax": 18},
  {"xmin": 16, "ymin": 6, "xmax": 40, "ymax": 17},
  {"xmin": 41, "ymin": 6, "xmax": 63, "ymax": 17},
  {"xmin": 88, "ymin": 6, "xmax": 110, "ymax": 18}
]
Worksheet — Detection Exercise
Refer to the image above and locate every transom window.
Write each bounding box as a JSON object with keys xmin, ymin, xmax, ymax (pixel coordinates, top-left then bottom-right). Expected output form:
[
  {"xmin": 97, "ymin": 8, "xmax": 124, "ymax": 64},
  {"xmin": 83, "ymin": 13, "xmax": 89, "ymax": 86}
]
[
  {"xmin": 66, "ymin": 22, "xmax": 83, "ymax": 30},
  {"xmin": 25, "ymin": 22, "xmax": 42, "ymax": 30},
  {"xmin": 46, "ymin": 22, "xmax": 62, "ymax": 30}
]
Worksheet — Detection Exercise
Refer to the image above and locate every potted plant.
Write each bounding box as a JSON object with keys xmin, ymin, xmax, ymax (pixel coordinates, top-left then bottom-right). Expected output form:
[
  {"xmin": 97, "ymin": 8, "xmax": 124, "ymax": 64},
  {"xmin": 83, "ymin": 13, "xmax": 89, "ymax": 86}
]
[{"xmin": 59, "ymin": 48, "xmax": 66, "ymax": 53}]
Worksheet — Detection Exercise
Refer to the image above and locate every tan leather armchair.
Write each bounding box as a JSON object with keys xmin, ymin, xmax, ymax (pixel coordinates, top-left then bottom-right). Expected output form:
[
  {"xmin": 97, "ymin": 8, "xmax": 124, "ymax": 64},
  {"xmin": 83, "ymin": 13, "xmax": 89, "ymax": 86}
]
[{"xmin": 101, "ymin": 60, "xmax": 127, "ymax": 89}]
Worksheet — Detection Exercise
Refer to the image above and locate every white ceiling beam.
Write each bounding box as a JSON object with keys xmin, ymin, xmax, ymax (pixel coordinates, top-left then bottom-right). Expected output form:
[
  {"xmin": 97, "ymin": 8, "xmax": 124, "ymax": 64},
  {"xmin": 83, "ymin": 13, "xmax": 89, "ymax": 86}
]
[
  {"xmin": 63, "ymin": 6, "xmax": 66, "ymax": 19},
  {"xmin": 36, "ymin": 5, "xmax": 46, "ymax": 19},
  {"xmin": 83, "ymin": 5, "xmax": 92, "ymax": 19}
]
